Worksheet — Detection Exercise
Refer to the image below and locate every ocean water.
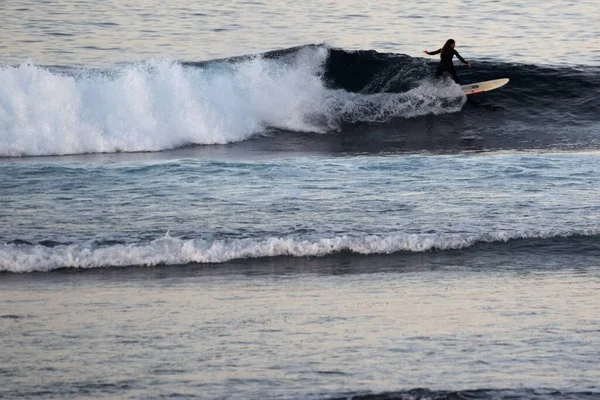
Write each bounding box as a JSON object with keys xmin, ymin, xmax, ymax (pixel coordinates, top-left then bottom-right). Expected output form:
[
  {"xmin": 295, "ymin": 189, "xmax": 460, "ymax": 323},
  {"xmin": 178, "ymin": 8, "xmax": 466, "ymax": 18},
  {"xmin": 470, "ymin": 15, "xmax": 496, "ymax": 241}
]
[{"xmin": 1, "ymin": 1, "xmax": 600, "ymax": 399}]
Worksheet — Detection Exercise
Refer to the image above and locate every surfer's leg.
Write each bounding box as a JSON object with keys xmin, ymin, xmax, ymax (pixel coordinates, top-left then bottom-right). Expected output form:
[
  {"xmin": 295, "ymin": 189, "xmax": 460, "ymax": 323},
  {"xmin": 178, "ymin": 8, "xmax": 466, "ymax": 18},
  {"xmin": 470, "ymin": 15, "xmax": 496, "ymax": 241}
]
[
  {"xmin": 449, "ymin": 67, "xmax": 460, "ymax": 83},
  {"xmin": 435, "ymin": 64, "xmax": 444, "ymax": 78}
]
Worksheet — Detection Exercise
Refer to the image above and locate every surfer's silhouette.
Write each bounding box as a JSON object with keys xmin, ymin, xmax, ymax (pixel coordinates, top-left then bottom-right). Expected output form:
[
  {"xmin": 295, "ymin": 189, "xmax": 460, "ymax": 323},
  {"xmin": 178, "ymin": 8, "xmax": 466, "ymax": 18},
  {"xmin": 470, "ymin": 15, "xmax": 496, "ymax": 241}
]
[{"xmin": 424, "ymin": 39, "xmax": 472, "ymax": 83}]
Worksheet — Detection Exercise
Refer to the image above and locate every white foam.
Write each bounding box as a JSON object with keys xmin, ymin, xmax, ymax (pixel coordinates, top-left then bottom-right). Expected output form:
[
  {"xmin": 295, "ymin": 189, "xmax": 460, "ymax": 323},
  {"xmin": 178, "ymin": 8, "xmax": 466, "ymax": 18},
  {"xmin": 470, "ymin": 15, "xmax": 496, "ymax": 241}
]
[
  {"xmin": 0, "ymin": 48, "xmax": 465, "ymax": 157},
  {"xmin": 0, "ymin": 229, "xmax": 593, "ymax": 273}
]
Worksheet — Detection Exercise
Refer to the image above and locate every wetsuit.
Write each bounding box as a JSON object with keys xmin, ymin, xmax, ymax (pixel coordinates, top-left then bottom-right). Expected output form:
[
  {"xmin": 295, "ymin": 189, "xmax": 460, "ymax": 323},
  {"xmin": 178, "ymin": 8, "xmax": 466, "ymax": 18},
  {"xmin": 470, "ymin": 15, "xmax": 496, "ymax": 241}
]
[{"xmin": 428, "ymin": 48, "xmax": 468, "ymax": 83}]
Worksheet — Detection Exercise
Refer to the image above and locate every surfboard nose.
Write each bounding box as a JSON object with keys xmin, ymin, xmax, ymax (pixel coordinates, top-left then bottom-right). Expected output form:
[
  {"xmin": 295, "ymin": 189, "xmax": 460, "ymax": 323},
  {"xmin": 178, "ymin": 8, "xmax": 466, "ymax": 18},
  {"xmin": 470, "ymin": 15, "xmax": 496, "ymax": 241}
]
[{"xmin": 462, "ymin": 78, "xmax": 509, "ymax": 96}]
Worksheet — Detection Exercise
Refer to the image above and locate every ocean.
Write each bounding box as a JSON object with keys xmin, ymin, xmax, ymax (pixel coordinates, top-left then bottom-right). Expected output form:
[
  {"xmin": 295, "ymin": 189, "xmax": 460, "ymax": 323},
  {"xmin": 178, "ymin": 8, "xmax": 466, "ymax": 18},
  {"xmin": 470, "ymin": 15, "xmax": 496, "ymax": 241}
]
[{"xmin": 1, "ymin": 1, "xmax": 600, "ymax": 399}]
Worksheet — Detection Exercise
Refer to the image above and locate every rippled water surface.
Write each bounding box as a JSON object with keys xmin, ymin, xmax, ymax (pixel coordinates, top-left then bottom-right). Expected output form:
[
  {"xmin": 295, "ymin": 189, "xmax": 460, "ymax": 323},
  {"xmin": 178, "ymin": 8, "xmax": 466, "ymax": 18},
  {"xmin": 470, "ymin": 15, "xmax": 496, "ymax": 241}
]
[
  {"xmin": 2, "ymin": 0, "xmax": 600, "ymax": 66},
  {"xmin": 2, "ymin": 263, "xmax": 600, "ymax": 399}
]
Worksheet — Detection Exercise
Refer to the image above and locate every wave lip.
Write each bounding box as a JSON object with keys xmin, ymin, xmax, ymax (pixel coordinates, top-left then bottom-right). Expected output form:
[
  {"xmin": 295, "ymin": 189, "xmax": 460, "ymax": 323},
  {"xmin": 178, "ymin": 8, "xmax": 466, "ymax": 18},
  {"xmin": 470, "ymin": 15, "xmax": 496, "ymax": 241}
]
[
  {"xmin": 0, "ymin": 46, "xmax": 466, "ymax": 158},
  {"xmin": 2, "ymin": 229, "xmax": 598, "ymax": 273}
]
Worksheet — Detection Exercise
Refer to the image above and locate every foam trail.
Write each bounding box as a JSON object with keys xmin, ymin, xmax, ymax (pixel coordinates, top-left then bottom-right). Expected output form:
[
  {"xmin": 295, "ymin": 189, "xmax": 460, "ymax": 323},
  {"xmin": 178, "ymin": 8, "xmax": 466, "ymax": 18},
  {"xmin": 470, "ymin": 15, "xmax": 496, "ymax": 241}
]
[
  {"xmin": 1, "ymin": 229, "xmax": 596, "ymax": 273},
  {"xmin": 0, "ymin": 47, "xmax": 465, "ymax": 157}
]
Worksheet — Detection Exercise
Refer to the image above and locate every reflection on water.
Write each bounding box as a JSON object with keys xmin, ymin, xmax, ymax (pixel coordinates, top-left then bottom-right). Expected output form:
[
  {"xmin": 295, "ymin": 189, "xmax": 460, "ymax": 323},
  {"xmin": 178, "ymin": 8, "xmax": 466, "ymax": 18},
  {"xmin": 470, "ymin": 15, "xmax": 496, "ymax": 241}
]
[
  {"xmin": 1, "ymin": 263, "xmax": 599, "ymax": 398},
  {"xmin": 2, "ymin": 0, "xmax": 600, "ymax": 66}
]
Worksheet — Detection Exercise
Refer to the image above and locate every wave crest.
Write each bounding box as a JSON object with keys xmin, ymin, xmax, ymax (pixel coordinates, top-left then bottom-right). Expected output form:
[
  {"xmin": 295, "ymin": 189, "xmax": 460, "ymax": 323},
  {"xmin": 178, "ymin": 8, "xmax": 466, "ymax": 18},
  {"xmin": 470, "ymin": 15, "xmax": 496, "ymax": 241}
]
[
  {"xmin": 0, "ymin": 46, "xmax": 465, "ymax": 157},
  {"xmin": 2, "ymin": 229, "xmax": 597, "ymax": 273}
]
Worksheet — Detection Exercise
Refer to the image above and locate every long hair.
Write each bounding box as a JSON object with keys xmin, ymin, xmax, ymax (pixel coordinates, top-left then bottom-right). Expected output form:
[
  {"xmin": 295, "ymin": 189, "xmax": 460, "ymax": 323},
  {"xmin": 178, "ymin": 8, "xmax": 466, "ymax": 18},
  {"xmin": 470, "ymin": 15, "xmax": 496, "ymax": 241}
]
[{"xmin": 441, "ymin": 39, "xmax": 455, "ymax": 57}]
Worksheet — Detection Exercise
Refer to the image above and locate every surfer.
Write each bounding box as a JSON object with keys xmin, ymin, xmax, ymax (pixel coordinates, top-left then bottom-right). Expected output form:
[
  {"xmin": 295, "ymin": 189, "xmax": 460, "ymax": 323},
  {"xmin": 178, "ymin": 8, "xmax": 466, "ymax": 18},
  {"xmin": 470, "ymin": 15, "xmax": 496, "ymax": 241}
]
[{"xmin": 423, "ymin": 39, "xmax": 472, "ymax": 83}]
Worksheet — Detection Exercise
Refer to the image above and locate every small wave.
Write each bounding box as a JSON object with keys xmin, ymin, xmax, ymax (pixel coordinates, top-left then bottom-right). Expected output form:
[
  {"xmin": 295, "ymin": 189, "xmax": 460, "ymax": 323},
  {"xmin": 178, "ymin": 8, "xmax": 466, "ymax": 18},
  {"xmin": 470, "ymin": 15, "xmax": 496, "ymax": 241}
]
[{"xmin": 2, "ymin": 229, "xmax": 598, "ymax": 273}]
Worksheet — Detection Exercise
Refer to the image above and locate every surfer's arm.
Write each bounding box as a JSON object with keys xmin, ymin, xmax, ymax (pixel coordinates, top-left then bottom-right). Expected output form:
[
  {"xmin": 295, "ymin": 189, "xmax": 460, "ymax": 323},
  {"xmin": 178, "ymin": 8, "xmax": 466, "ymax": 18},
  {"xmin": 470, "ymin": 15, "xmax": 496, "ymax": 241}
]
[
  {"xmin": 454, "ymin": 50, "xmax": 470, "ymax": 65},
  {"xmin": 424, "ymin": 48, "xmax": 441, "ymax": 55}
]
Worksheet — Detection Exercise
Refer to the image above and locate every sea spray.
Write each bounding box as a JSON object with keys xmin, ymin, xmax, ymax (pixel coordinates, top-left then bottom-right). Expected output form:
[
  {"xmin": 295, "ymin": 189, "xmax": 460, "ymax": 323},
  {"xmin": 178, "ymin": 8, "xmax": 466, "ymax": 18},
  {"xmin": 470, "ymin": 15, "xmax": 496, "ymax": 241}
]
[{"xmin": 0, "ymin": 47, "xmax": 465, "ymax": 157}]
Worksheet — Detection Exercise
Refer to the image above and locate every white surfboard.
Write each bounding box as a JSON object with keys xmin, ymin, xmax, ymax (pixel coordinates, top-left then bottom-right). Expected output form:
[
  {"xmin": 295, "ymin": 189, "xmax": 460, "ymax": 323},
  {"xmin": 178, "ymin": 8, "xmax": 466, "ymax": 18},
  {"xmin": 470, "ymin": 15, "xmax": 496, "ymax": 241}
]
[{"xmin": 461, "ymin": 78, "xmax": 509, "ymax": 96}]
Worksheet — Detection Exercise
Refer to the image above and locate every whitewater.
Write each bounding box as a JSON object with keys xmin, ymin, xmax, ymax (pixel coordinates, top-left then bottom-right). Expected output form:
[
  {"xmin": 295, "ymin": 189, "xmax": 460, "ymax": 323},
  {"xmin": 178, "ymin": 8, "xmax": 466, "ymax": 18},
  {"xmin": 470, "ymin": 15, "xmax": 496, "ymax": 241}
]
[
  {"xmin": 0, "ymin": 46, "xmax": 466, "ymax": 157},
  {"xmin": 3, "ymin": 152, "xmax": 600, "ymax": 273}
]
